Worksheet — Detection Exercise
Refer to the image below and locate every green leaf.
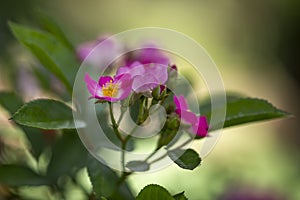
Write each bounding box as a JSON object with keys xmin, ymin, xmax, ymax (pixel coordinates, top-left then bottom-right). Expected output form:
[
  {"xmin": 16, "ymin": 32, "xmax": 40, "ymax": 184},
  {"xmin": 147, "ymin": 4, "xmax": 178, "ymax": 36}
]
[
  {"xmin": 87, "ymin": 156, "xmax": 134, "ymax": 200},
  {"xmin": 47, "ymin": 130, "xmax": 88, "ymax": 182},
  {"xmin": 0, "ymin": 164, "xmax": 49, "ymax": 186},
  {"xmin": 136, "ymin": 184, "xmax": 173, "ymax": 200},
  {"xmin": 87, "ymin": 156, "xmax": 119, "ymax": 198},
  {"xmin": 126, "ymin": 161, "xmax": 149, "ymax": 172},
  {"xmin": 22, "ymin": 127, "xmax": 46, "ymax": 159},
  {"xmin": 167, "ymin": 149, "xmax": 201, "ymax": 170},
  {"xmin": 0, "ymin": 91, "xmax": 23, "ymax": 114},
  {"xmin": 0, "ymin": 91, "xmax": 45, "ymax": 158},
  {"xmin": 201, "ymin": 97, "xmax": 289, "ymax": 131},
  {"xmin": 36, "ymin": 12, "xmax": 74, "ymax": 50},
  {"xmin": 8, "ymin": 22, "xmax": 79, "ymax": 93},
  {"xmin": 173, "ymin": 192, "xmax": 188, "ymax": 200},
  {"xmin": 224, "ymin": 98, "xmax": 289, "ymax": 127},
  {"xmin": 11, "ymin": 99, "xmax": 84, "ymax": 130}
]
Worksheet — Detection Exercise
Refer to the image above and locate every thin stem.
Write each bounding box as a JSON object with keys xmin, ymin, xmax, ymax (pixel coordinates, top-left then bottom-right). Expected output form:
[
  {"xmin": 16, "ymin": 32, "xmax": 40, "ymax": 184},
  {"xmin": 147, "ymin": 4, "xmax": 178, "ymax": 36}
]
[
  {"xmin": 117, "ymin": 108, "xmax": 125, "ymax": 125},
  {"xmin": 159, "ymin": 93, "xmax": 169, "ymax": 106},
  {"xmin": 108, "ymin": 102, "xmax": 131, "ymax": 176},
  {"xmin": 118, "ymin": 97, "xmax": 148, "ymax": 183},
  {"xmin": 119, "ymin": 134, "xmax": 133, "ymax": 184},
  {"xmin": 149, "ymin": 135, "xmax": 194, "ymax": 165},
  {"xmin": 137, "ymin": 97, "xmax": 146, "ymax": 124},
  {"xmin": 109, "ymin": 102, "xmax": 124, "ymax": 143},
  {"xmin": 149, "ymin": 153, "xmax": 168, "ymax": 164},
  {"xmin": 117, "ymin": 171, "xmax": 132, "ymax": 186},
  {"xmin": 145, "ymin": 147, "xmax": 160, "ymax": 162},
  {"xmin": 121, "ymin": 135, "xmax": 131, "ymax": 172}
]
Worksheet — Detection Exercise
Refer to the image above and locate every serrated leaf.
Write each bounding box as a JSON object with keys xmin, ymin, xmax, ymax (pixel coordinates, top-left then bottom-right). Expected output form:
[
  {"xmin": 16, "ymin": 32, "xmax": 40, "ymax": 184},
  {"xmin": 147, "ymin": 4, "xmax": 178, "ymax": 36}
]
[
  {"xmin": 168, "ymin": 149, "xmax": 201, "ymax": 170},
  {"xmin": 87, "ymin": 156, "xmax": 134, "ymax": 199},
  {"xmin": 136, "ymin": 184, "xmax": 173, "ymax": 200},
  {"xmin": 173, "ymin": 191, "xmax": 188, "ymax": 200},
  {"xmin": 201, "ymin": 97, "xmax": 289, "ymax": 131},
  {"xmin": 8, "ymin": 22, "xmax": 79, "ymax": 93},
  {"xmin": 0, "ymin": 92, "xmax": 45, "ymax": 158},
  {"xmin": 0, "ymin": 164, "xmax": 49, "ymax": 186},
  {"xmin": 126, "ymin": 160, "xmax": 149, "ymax": 172},
  {"xmin": 11, "ymin": 99, "xmax": 84, "ymax": 130},
  {"xmin": 47, "ymin": 130, "xmax": 87, "ymax": 182}
]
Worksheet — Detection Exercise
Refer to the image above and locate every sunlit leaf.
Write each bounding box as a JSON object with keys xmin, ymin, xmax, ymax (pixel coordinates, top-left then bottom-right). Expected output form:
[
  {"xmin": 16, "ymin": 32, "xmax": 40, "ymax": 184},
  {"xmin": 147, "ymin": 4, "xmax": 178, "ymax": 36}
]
[
  {"xmin": 136, "ymin": 184, "xmax": 173, "ymax": 200},
  {"xmin": 168, "ymin": 149, "xmax": 201, "ymax": 170},
  {"xmin": 201, "ymin": 96, "xmax": 289, "ymax": 131},
  {"xmin": 0, "ymin": 91, "xmax": 45, "ymax": 158},
  {"xmin": 11, "ymin": 99, "xmax": 84, "ymax": 130}
]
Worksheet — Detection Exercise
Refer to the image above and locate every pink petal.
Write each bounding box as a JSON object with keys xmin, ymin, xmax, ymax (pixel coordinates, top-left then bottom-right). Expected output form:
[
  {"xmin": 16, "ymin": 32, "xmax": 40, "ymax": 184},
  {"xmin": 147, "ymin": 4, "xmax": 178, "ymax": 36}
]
[
  {"xmin": 176, "ymin": 109, "xmax": 198, "ymax": 125},
  {"xmin": 174, "ymin": 95, "xmax": 189, "ymax": 111},
  {"xmin": 115, "ymin": 74, "xmax": 133, "ymax": 101},
  {"xmin": 132, "ymin": 73, "xmax": 158, "ymax": 92},
  {"xmin": 116, "ymin": 62, "xmax": 145, "ymax": 77},
  {"xmin": 138, "ymin": 46, "xmax": 170, "ymax": 65},
  {"xmin": 84, "ymin": 73, "xmax": 99, "ymax": 97},
  {"xmin": 116, "ymin": 66, "xmax": 130, "ymax": 76},
  {"xmin": 145, "ymin": 64, "xmax": 168, "ymax": 85},
  {"xmin": 98, "ymin": 76, "xmax": 113, "ymax": 86},
  {"xmin": 129, "ymin": 61, "xmax": 143, "ymax": 68},
  {"xmin": 192, "ymin": 116, "xmax": 209, "ymax": 137}
]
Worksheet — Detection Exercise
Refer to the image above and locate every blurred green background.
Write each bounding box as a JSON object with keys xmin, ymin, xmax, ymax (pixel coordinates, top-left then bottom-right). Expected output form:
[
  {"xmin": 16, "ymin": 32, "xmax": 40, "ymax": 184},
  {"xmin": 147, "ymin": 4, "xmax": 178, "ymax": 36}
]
[{"xmin": 1, "ymin": 0, "xmax": 299, "ymax": 199}]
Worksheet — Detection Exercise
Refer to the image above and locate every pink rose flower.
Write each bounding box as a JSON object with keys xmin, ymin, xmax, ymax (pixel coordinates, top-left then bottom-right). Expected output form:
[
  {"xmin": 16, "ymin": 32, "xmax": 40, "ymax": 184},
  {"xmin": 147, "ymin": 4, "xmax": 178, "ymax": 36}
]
[
  {"xmin": 174, "ymin": 95, "xmax": 209, "ymax": 137},
  {"xmin": 84, "ymin": 73, "xmax": 132, "ymax": 102},
  {"xmin": 117, "ymin": 62, "xmax": 168, "ymax": 93}
]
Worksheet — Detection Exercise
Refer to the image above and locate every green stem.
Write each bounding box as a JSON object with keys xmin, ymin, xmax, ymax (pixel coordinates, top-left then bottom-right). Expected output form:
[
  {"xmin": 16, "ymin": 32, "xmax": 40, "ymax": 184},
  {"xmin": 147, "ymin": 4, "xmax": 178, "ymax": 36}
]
[
  {"xmin": 149, "ymin": 153, "xmax": 168, "ymax": 165},
  {"xmin": 117, "ymin": 108, "xmax": 125, "ymax": 125},
  {"xmin": 109, "ymin": 102, "xmax": 124, "ymax": 143},
  {"xmin": 118, "ymin": 97, "xmax": 148, "ymax": 184},
  {"xmin": 108, "ymin": 102, "xmax": 131, "ymax": 179},
  {"xmin": 145, "ymin": 147, "xmax": 160, "ymax": 162},
  {"xmin": 117, "ymin": 171, "xmax": 132, "ymax": 186},
  {"xmin": 149, "ymin": 136, "xmax": 194, "ymax": 165},
  {"xmin": 119, "ymin": 134, "xmax": 133, "ymax": 185},
  {"xmin": 108, "ymin": 102, "xmax": 136, "ymax": 183},
  {"xmin": 121, "ymin": 135, "xmax": 131, "ymax": 171},
  {"xmin": 137, "ymin": 97, "xmax": 146, "ymax": 124}
]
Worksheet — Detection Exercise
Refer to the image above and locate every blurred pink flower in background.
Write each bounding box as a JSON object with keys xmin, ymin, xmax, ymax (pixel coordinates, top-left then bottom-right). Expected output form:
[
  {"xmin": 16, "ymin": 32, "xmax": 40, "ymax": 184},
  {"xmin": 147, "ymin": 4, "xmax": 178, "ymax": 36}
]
[
  {"xmin": 126, "ymin": 44, "xmax": 170, "ymax": 66},
  {"xmin": 76, "ymin": 35, "xmax": 123, "ymax": 69}
]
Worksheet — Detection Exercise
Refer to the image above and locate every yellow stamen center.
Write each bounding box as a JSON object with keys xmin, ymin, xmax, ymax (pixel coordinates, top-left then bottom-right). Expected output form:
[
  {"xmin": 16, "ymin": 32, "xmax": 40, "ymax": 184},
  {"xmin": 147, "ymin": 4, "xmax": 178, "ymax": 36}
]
[{"xmin": 102, "ymin": 80, "xmax": 119, "ymax": 97}]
